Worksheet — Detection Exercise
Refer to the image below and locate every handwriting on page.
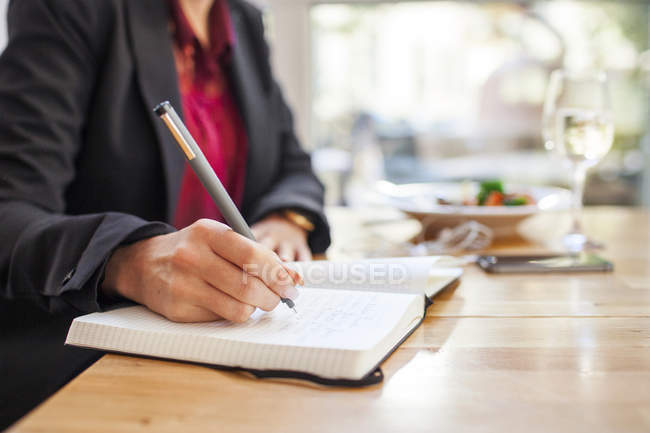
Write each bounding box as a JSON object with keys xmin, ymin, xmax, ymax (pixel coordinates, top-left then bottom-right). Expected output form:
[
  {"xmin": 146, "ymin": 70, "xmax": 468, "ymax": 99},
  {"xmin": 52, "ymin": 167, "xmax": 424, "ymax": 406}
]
[{"xmin": 209, "ymin": 288, "xmax": 412, "ymax": 350}]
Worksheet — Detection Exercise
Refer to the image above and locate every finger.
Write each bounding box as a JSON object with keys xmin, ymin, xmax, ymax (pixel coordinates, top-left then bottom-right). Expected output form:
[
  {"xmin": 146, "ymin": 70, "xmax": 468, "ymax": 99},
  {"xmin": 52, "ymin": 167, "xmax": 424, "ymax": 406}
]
[
  {"xmin": 262, "ymin": 260, "xmax": 300, "ymax": 300},
  {"xmin": 190, "ymin": 279, "xmax": 258, "ymax": 323},
  {"xmin": 151, "ymin": 272, "xmax": 224, "ymax": 322},
  {"xmin": 258, "ymin": 236, "xmax": 277, "ymax": 251},
  {"xmin": 251, "ymin": 224, "xmax": 269, "ymax": 240},
  {"xmin": 296, "ymin": 244, "xmax": 312, "ymax": 262},
  {"xmin": 191, "ymin": 219, "xmax": 298, "ymax": 302},
  {"xmin": 198, "ymin": 253, "xmax": 281, "ymax": 312},
  {"xmin": 209, "ymin": 228, "xmax": 299, "ymax": 301},
  {"xmin": 165, "ymin": 304, "xmax": 223, "ymax": 323},
  {"xmin": 276, "ymin": 242, "xmax": 294, "ymax": 262},
  {"xmin": 283, "ymin": 264, "xmax": 304, "ymax": 286}
]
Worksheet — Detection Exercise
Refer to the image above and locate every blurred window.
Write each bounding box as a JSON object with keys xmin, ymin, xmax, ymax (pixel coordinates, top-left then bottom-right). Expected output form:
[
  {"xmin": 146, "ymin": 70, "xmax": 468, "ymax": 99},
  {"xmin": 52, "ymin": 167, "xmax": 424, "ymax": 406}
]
[{"xmin": 309, "ymin": 1, "xmax": 650, "ymax": 205}]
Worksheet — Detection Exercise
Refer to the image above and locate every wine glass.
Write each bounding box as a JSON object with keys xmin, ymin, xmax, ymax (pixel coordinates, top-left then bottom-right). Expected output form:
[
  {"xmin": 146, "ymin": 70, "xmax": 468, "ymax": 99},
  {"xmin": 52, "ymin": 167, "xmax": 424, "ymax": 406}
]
[{"xmin": 542, "ymin": 70, "xmax": 614, "ymax": 253}]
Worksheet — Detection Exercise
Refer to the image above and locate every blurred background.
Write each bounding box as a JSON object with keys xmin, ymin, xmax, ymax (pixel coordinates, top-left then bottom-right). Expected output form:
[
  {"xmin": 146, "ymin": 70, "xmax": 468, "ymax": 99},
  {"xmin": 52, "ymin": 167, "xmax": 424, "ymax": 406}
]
[
  {"xmin": 1, "ymin": 0, "xmax": 648, "ymax": 207},
  {"xmin": 263, "ymin": 0, "xmax": 650, "ymax": 208}
]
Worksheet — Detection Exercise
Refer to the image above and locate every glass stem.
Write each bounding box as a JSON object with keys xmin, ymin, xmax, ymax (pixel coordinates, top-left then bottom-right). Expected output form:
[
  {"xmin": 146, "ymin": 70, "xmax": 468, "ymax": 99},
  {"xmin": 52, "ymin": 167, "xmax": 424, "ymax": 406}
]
[{"xmin": 570, "ymin": 162, "xmax": 587, "ymax": 234}]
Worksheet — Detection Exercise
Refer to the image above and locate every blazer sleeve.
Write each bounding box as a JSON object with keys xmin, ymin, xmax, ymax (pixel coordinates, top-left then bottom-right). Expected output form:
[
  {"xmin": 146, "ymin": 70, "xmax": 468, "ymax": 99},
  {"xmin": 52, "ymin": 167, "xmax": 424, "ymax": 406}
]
[
  {"xmin": 242, "ymin": 6, "xmax": 331, "ymax": 254},
  {"xmin": 0, "ymin": 0, "xmax": 175, "ymax": 314}
]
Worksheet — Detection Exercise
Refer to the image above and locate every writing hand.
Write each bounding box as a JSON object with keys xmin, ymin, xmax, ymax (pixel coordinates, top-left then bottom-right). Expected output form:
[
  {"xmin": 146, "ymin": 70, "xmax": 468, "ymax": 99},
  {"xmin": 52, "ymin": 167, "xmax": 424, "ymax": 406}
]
[{"xmin": 102, "ymin": 219, "xmax": 300, "ymax": 322}]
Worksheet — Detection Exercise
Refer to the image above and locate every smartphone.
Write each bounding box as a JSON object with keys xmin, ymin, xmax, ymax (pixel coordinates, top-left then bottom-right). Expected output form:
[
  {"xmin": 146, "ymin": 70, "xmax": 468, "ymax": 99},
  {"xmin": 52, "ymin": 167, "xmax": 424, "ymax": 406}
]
[{"xmin": 477, "ymin": 253, "xmax": 613, "ymax": 274}]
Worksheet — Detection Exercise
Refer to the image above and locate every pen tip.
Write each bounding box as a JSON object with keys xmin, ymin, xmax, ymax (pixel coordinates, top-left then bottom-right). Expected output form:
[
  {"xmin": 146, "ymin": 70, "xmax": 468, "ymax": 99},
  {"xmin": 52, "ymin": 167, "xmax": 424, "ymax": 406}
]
[{"xmin": 292, "ymin": 308, "xmax": 297, "ymax": 314}]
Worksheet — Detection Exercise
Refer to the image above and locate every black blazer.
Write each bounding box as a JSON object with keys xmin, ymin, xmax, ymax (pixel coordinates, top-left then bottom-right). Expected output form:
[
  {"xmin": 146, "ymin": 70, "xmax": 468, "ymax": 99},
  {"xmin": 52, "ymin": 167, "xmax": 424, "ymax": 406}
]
[{"xmin": 0, "ymin": 0, "xmax": 329, "ymax": 426}]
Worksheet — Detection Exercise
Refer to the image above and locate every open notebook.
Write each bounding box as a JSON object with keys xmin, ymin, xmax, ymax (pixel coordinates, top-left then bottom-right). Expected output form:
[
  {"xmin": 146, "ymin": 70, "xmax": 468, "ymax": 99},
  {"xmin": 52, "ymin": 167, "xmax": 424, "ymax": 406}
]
[{"xmin": 66, "ymin": 257, "xmax": 462, "ymax": 386}]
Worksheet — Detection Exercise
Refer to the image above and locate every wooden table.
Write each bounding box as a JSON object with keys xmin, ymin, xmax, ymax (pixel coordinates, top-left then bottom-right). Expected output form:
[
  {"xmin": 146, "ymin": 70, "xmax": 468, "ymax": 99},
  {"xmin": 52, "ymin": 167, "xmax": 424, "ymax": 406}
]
[{"xmin": 9, "ymin": 207, "xmax": 650, "ymax": 433}]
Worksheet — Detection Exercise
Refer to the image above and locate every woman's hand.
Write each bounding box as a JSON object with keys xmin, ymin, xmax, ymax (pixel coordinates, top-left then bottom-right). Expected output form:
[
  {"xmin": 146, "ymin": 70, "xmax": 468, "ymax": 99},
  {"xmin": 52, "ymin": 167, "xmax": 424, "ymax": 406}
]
[
  {"xmin": 101, "ymin": 219, "xmax": 302, "ymax": 323},
  {"xmin": 251, "ymin": 214, "xmax": 312, "ymax": 262}
]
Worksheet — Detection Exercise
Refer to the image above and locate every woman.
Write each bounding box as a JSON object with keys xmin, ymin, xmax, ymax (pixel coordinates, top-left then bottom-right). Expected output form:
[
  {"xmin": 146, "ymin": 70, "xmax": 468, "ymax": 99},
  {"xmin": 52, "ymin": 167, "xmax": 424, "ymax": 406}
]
[{"xmin": 0, "ymin": 0, "xmax": 329, "ymax": 427}]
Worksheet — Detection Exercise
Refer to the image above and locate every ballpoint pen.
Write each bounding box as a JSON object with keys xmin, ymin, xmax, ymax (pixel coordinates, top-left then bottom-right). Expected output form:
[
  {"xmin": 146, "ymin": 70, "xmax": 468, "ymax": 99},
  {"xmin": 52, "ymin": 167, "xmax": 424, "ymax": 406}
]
[{"xmin": 154, "ymin": 101, "xmax": 297, "ymax": 313}]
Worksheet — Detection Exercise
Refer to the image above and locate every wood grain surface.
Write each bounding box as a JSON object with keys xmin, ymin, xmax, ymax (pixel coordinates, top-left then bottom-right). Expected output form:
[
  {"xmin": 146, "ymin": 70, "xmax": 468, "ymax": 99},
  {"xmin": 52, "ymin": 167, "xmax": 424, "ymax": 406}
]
[{"xmin": 9, "ymin": 207, "xmax": 650, "ymax": 433}]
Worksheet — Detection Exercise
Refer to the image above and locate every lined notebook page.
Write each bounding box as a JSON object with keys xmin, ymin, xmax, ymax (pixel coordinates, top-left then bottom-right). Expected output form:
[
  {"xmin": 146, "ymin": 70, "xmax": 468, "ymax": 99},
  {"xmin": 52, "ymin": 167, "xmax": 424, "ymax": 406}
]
[
  {"xmin": 67, "ymin": 288, "xmax": 421, "ymax": 379},
  {"xmin": 289, "ymin": 257, "xmax": 462, "ymax": 297}
]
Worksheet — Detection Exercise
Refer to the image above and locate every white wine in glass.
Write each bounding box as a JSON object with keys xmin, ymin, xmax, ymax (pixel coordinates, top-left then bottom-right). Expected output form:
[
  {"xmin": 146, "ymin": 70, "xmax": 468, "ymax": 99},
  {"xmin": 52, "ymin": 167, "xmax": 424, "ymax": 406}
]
[{"xmin": 543, "ymin": 70, "xmax": 614, "ymax": 252}]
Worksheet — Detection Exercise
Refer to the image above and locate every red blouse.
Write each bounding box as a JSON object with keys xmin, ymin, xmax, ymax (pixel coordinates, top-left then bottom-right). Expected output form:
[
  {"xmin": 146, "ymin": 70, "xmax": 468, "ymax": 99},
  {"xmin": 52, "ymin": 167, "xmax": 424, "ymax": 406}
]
[{"xmin": 168, "ymin": 0, "xmax": 248, "ymax": 229}]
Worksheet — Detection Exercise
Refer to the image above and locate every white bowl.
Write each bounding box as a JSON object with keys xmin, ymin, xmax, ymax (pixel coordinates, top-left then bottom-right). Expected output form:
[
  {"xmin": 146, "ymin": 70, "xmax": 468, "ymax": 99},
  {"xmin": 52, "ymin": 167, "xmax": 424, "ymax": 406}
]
[{"xmin": 375, "ymin": 181, "xmax": 571, "ymax": 239}]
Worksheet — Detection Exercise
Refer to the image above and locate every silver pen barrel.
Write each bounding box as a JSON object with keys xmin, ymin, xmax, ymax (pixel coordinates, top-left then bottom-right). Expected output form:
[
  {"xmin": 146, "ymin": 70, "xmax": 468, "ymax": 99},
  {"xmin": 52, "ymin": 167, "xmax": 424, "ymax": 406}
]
[
  {"xmin": 154, "ymin": 101, "xmax": 255, "ymax": 241},
  {"xmin": 154, "ymin": 101, "xmax": 297, "ymax": 313}
]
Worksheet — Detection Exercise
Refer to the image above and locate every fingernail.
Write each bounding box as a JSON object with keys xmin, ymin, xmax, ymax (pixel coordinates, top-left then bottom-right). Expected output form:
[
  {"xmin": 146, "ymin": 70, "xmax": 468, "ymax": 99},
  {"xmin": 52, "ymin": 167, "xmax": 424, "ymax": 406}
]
[
  {"xmin": 285, "ymin": 285, "xmax": 300, "ymax": 300},
  {"xmin": 290, "ymin": 271, "xmax": 303, "ymax": 286}
]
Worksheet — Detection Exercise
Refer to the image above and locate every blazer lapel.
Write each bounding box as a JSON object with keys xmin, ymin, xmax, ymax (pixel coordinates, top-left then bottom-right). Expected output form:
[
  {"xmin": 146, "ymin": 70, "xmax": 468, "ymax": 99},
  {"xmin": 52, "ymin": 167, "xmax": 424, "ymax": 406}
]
[{"xmin": 125, "ymin": 0, "xmax": 185, "ymax": 222}]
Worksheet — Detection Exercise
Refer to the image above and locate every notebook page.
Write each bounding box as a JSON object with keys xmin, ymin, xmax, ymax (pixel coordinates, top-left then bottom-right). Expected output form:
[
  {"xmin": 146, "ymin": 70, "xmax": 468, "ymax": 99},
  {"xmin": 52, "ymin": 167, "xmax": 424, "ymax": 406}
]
[
  {"xmin": 288, "ymin": 257, "xmax": 462, "ymax": 297},
  {"xmin": 205, "ymin": 288, "xmax": 415, "ymax": 349},
  {"xmin": 67, "ymin": 289, "xmax": 421, "ymax": 378}
]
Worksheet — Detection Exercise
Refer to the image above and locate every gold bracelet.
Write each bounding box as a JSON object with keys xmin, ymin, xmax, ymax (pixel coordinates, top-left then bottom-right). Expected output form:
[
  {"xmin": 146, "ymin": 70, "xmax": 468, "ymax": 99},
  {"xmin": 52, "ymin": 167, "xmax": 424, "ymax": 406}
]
[{"xmin": 282, "ymin": 210, "xmax": 315, "ymax": 232}]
